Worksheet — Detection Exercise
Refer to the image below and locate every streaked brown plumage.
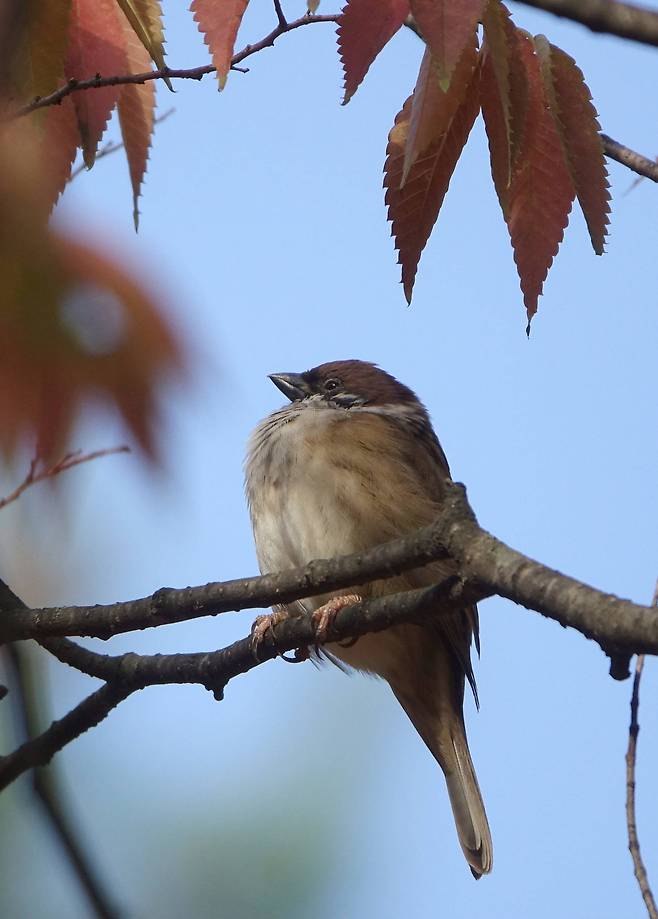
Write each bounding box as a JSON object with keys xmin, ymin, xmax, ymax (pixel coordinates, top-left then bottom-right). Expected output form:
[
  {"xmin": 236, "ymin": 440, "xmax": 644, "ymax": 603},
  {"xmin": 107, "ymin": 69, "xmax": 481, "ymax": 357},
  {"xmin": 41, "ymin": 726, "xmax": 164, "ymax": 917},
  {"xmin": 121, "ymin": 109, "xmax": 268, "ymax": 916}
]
[{"xmin": 245, "ymin": 360, "xmax": 492, "ymax": 877}]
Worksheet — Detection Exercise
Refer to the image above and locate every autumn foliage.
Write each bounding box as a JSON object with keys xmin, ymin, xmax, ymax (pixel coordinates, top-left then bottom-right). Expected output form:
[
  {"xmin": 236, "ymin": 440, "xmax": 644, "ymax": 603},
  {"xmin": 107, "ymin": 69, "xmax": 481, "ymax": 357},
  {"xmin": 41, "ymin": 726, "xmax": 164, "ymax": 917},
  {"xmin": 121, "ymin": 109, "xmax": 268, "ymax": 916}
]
[{"xmin": 4, "ymin": 0, "xmax": 612, "ymax": 457}]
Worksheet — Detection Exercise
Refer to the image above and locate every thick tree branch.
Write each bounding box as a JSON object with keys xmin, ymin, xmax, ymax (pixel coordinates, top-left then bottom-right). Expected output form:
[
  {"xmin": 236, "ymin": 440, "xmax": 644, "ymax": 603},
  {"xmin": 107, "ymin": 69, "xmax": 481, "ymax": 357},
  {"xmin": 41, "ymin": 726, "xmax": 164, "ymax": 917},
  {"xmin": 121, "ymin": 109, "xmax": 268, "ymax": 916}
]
[
  {"xmin": 12, "ymin": 9, "xmax": 658, "ymax": 185},
  {"xmin": 37, "ymin": 579, "xmax": 476, "ymax": 690},
  {"xmin": 514, "ymin": 0, "xmax": 658, "ymax": 48},
  {"xmin": 1, "ymin": 483, "xmax": 656, "ymax": 665},
  {"xmin": 1, "ymin": 480, "xmax": 655, "ymax": 788}
]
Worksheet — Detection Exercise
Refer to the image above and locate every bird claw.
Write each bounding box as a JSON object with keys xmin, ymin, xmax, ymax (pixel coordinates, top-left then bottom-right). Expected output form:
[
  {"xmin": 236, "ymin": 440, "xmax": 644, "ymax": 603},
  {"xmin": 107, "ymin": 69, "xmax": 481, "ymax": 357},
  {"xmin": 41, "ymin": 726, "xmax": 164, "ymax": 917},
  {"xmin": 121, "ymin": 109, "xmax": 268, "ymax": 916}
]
[
  {"xmin": 250, "ymin": 609, "xmax": 289, "ymax": 660},
  {"xmin": 311, "ymin": 594, "xmax": 361, "ymax": 645}
]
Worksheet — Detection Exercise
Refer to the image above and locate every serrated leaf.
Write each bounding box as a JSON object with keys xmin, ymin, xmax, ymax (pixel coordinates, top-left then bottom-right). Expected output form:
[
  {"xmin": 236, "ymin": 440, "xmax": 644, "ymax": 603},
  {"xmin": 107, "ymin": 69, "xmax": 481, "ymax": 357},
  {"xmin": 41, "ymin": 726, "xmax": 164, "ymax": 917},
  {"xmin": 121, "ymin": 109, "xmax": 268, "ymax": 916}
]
[
  {"xmin": 65, "ymin": 0, "xmax": 127, "ymax": 168},
  {"xmin": 19, "ymin": 0, "xmax": 72, "ymax": 100},
  {"xmin": 191, "ymin": 0, "xmax": 249, "ymax": 91},
  {"xmin": 114, "ymin": 0, "xmax": 170, "ymax": 88},
  {"xmin": 410, "ymin": 0, "xmax": 485, "ymax": 85},
  {"xmin": 402, "ymin": 36, "xmax": 478, "ymax": 185},
  {"xmin": 481, "ymin": 0, "xmax": 512, "ymax": 180},
  {"xmin": 503, "ymin": 32, "xmax": 575, "ymax": 322},
  {"xmin": 384, "ymin": 56, "xmax": 481, "ymax": 303},
  {"xmin": 118, "ymin": 17, "xmax": 156, "ymax": 230},
  {"xmin": 481, "ymin": 1, "xmax": 530, "ymax": 193},
  {"xmin": 480, "ymin": 40, "xmax": 511, "ymax": 211},
  {"xmin": 337, "ymin": 0, "xmax": 409, "ymax": 104},
  {"xmin": 536, "ymin": 38, "xmax": 610, "ymax": 256}
]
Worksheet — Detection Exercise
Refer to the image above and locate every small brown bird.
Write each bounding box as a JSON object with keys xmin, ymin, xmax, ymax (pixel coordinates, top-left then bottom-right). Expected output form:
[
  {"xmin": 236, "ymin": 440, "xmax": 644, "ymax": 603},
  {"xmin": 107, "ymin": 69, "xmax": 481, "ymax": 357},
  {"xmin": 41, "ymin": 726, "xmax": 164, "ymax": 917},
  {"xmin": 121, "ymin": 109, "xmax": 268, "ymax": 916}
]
[{"xmin": 245, "ymin": 360, "xmax": 492, "ymax": 877}]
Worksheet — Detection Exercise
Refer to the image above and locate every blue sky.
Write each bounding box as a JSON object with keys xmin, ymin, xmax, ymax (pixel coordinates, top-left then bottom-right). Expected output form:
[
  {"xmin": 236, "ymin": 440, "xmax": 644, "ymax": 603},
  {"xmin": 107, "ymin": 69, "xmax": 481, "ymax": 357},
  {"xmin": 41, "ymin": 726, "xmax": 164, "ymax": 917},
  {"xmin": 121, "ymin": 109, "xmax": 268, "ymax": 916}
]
[{"xmin": 1, "ymin": 2, "xmax": 658, "ymax": 916}]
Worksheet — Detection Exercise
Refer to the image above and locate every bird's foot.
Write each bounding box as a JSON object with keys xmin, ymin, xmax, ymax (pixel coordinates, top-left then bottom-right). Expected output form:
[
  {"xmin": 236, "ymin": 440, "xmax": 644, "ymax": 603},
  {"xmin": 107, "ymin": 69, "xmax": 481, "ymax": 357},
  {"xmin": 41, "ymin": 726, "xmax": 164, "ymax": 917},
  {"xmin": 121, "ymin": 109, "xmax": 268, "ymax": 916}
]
[
  {"xmin": 250, "ymin": 608, "xmax": 290, "ymax": 660},
  {"xmin": 311, "ymin": 594, "xmax": 361, "ymax": 645}
]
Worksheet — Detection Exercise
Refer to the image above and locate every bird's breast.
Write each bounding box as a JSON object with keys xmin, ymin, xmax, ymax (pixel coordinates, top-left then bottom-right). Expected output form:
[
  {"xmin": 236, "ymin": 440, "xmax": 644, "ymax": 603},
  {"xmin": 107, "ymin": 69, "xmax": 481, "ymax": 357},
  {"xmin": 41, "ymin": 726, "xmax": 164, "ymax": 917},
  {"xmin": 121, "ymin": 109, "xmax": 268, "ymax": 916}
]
[{"xmin": 246, "ymin": 405, "xmax": 419, "ymax": 579}]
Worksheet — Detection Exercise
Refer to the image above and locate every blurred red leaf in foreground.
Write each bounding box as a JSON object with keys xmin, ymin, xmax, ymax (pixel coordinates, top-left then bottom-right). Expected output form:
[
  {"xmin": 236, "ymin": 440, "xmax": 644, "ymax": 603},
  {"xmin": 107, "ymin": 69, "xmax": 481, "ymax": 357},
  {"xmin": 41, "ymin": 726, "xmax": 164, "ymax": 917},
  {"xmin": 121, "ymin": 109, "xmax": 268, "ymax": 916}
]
[{"xmin": 0, "ymin": 119, "xmax": 185, "ymax": 463}]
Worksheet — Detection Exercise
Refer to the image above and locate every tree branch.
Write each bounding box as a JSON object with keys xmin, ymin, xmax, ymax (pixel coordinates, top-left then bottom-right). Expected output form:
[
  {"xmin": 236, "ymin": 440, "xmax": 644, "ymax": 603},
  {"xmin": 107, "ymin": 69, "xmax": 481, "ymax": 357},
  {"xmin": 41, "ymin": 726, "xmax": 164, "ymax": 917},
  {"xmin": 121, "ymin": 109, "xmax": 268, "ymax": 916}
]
[
  {"xmin": 12, "ymin": 9, "xmax": 658, "ymax": 185},
  {"xmin": 0, "ymin": 682, "xmax": 131, "ymax": 793},
  {"xmin": 15, "ymin": 14, "xmax": 341, "ymax": 117},
  {"xmin": 514, "ymin": 0, "xmax": 658, "ymax": 48},
  {"xmin": 625, "ymin": 582, "xmax": 658, "ymax": 919},
  {"xmin": 0, "ymin": 578, "xmax": 472, "ymax": 789},
  {"xmin": 0, "ymin": 447, "xmax": 129, "ymax": 511},
  {"xmin": 601, "ymin": 134, "xmax": 658, "ymax": 182},
  {"xmin": 1, "ymin": 483, "xmax": 656, "ymax": 665},
  {"xmin": 3, "ymin": 644, "xmax": 122, "ymax": 919},
  {"xmin": 1, "ymin": 480, "xmax": 655, "ymax": 788}
]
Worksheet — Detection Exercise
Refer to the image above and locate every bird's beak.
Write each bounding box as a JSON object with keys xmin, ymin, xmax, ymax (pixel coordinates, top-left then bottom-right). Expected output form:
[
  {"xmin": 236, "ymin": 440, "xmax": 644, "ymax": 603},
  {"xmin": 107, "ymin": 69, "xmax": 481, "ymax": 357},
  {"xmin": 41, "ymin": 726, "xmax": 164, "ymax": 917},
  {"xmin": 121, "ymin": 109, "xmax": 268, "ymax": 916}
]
[{"xmin": 268, "ymin": 372, "xmax": 308, "ymax": 402}]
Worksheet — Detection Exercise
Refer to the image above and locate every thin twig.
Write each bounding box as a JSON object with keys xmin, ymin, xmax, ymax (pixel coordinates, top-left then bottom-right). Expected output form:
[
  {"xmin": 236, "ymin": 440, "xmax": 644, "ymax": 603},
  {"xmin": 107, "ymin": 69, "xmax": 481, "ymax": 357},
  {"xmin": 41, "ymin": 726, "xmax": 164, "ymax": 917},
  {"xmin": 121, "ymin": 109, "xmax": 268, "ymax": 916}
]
[
  {"xmin": 273, "ymin": 0, "xmax": 288, "ymax": 28},
  {"xmin": 14, "ymin": 14, "xmax": 341, "ymax": 118},
  {"xmin": 602, "ymin": 134, "xmax": 658, "ymax": 184},
  {"xmin": 625, "ymin": 582, "xmax": 658, "ymax": 919},
  {"xmin": 68, "ymin": 109, "xmax": 175, "ymax": 182},
  {"xmin": 0, "ymin": 446, "xmax": 130, "ymax": 511},
  {"xmin": 3, "ymin": 644, "xmax": 122, "ymax": 919}
]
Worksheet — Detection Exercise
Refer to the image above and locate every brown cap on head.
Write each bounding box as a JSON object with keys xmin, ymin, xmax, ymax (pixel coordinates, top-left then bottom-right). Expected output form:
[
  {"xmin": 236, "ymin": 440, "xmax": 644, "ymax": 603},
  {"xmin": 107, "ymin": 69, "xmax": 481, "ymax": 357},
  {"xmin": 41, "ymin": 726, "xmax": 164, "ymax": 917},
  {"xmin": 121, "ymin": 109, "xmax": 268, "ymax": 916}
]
[{"xmin": 303, "ymin": 360, "xmax": 420, "ymax": 406}]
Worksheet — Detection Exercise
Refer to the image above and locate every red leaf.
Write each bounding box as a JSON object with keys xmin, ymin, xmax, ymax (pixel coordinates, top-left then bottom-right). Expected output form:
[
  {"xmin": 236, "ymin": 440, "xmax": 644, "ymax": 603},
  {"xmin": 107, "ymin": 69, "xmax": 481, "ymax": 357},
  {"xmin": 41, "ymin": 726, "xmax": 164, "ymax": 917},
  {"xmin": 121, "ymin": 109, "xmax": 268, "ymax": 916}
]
[
  {"xmin": 480, "ymin": 41, "xmax": 511, "ymax": 212},
  {"xmin": 117, "ymin": 16, "xmax": 156, "ymax": 230},
  {"xmin": 410, "ymin": 0, "xmax": 485, "ymax": 85},
  {"xmin": 537, "ymin": 39, "xmax": 610, "ymax": 256},
  {"xmin": 384, "ymin": 55, "xmax": 481, "ymax": 303},
  {"xmin": 65, "ymin": 0, "xmax": 127, "ymax": 168},
  {"xmin": 191, "ymin": 0, "xmax": 249, "ymax": 90},
  {"xmin": 504, "ymin": 33, "xmax": 575, "ymax": 322},
  {"xmin": 337, "ymin": 0, "xmax": 409, "ymax": 104},
  {"xmin": 403, "ymin": 36, "xmax": 478, "ymax": 184}
]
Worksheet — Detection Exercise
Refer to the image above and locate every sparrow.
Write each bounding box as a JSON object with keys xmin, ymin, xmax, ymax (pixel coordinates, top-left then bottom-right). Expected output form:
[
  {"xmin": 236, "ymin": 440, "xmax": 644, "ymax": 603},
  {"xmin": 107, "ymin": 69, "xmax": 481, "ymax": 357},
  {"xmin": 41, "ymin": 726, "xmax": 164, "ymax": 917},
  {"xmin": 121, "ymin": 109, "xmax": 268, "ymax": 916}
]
[{"xmin": 245, "ymin": 360, "xmax": 492, "ymax": 877}]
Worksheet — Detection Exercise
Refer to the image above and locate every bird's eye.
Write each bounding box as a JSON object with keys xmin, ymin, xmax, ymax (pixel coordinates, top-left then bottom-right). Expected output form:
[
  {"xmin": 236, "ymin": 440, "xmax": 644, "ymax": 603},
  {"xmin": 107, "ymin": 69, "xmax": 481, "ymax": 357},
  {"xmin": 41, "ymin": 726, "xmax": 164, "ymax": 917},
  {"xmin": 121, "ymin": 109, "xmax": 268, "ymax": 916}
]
[{"xmin": 323, "ymin": 378, "xmax": 340, "ymax": 392}]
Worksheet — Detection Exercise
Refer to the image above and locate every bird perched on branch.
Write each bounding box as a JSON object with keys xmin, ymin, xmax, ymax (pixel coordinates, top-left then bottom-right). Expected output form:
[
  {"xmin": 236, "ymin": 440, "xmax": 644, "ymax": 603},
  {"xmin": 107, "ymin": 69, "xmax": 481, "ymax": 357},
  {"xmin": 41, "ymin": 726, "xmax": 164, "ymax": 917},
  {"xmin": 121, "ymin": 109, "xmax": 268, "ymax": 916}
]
[{"xmin": 245, "ymin": 359, "xmax": 492, "ymax": 877}]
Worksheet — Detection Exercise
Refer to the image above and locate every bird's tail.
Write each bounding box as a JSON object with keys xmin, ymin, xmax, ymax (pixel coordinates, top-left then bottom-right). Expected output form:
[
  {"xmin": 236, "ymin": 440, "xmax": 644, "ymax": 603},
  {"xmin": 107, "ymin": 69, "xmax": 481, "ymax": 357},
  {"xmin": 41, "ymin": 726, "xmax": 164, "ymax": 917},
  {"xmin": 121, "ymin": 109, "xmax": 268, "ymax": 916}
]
[
  {"xmin": 392, "ymin": 688, "xmax": 492, "ymax": 878},
  {"xmin": 443, "ymin": 728, "xmax": 492, "ymax": 878}
]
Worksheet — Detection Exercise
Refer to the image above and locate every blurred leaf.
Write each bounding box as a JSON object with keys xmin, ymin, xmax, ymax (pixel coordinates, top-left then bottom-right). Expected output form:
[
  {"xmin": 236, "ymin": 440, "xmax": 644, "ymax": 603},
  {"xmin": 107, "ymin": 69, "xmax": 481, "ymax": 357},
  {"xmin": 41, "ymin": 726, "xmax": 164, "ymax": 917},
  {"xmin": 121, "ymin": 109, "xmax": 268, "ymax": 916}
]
[
  {"xmin": 337, "ymin": 0, "xmax": 409, "ymax": 105},
  {"xmin": 117, "ymin": 13, "xmax": 156, "ymax": 230},
  {"xmin": 384, "ymin": 47, "xmax": 481, "ymax": 303},
  {"xmin": 191, "ymin": 0, "xmax": 250, "ymax": 91},
  {"xmin": 65, "ymin": 0, "xmax": 127, "ymax": 168},
  {"xmin": 18, "ymin": 0, "xmax": 72, "ymax": 100},
  {"xmin": 0, "ymin": 133, "xmax": 184, "ymax": 461},
  {"xmin": 410, "ymin": 0, "xmax": 485, "ymax": 86}
]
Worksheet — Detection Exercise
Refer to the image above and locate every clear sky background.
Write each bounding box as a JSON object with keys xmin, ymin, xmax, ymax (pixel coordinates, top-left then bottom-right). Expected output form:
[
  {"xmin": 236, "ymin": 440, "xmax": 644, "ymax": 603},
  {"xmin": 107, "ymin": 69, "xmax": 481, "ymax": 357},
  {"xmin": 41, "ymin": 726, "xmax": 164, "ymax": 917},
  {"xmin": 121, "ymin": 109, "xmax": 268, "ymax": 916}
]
[{"xmin": 1, "ymin": 2, "xmax": 658, "ymax": 917}]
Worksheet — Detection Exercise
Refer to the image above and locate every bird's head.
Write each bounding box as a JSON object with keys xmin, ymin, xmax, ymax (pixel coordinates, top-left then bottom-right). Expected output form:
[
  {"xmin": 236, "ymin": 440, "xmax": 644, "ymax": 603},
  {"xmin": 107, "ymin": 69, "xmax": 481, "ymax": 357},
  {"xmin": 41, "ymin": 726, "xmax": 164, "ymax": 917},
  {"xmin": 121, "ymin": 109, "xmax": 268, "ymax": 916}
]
[{"xmin": 268, "ymin": 360, "xmax": 420, "ymax": 410}]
